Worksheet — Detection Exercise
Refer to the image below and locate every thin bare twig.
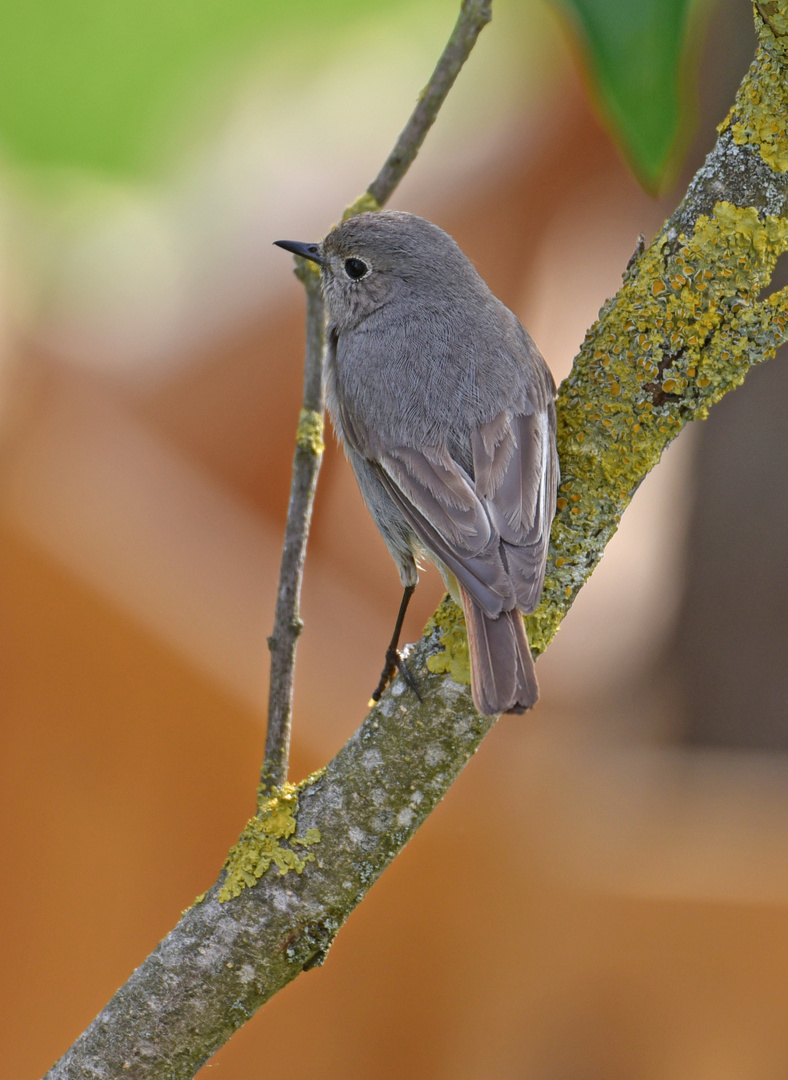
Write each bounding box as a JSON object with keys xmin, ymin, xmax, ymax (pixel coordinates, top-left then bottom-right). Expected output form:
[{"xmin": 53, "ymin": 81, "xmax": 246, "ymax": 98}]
[
  {"xmin": 367, "ymin": 0, "xmax": 493, "ymax": 207},
  {"xmin": 262, "ymin": 0, "xmax": 494, "ymax": 786},
  {"xmin": 263, "ymin": 263, "xmax": 325, "ymax": 788}
]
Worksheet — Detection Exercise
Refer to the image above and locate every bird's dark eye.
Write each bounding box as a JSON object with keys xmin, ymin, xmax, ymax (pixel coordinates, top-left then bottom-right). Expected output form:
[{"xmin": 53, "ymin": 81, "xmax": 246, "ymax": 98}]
[{"xmin": 344, "ymin": 257, "xmax": 369, "ymax": 280}]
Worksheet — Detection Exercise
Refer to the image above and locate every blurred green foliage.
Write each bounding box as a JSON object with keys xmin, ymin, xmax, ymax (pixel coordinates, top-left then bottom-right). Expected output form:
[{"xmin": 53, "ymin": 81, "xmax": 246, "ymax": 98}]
[
  {"xmin": 0, "ymin": 0, "xmax": 403, "ymax": 176},
  {"xmin": 557, "ymin": 0, "xmax": 699, "ymax": 189}
]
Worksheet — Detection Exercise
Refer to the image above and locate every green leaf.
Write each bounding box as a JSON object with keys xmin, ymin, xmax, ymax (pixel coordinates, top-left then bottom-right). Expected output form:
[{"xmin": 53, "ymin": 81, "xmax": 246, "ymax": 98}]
[{"xmin": 555, "ymin": 0, "xmax": 699, "ymax": 190}]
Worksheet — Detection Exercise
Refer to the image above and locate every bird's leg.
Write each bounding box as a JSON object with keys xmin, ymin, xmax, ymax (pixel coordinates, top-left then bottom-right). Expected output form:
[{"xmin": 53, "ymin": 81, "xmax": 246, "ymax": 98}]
[{"xmin": 371, "ymin": 584, "xmax": 421, "ymax": 703}]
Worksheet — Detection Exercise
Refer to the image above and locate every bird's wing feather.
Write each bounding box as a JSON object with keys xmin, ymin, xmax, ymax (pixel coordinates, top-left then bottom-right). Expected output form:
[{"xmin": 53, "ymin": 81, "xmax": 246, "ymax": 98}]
[
  {"xmin": 374, "ymin": 397, "xmax": 558, "ymax": 619},
  {"xmin": 374, "ymin": 445, "xmax": 516, "ymax": 617},
  {"xmin": 474, "ymin": 405, "xmax": 558, "ymax": 613}
]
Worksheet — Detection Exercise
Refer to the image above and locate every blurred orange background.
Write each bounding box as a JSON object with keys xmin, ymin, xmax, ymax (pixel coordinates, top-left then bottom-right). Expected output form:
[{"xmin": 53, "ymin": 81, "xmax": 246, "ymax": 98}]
[{"xmin": 5, "ymin": 1, "xmax": 788, "ymax": 1078}]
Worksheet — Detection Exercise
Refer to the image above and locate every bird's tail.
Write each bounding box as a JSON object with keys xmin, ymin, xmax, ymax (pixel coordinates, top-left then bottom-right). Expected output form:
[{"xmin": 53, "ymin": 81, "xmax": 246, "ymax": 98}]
[{"xmin": 460, "ymin": 585, "xmax": 539, "ymax": 715}]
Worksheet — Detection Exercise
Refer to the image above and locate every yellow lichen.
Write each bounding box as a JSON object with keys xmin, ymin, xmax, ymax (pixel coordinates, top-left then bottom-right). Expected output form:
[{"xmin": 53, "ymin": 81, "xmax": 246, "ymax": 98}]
[
  {"xmin": 755, "ymin": 2, "xmax": 788, "ymax": 56},
  {"xmin": 527, "ymin": 200, "xmax": 788, "ymax": 656},
  {"xmin": 718, "ymin": 36, "xmax": 788, "ymax": 171},
  {"xmin": 296, "ymin": 408, "xmax": 325, "ymax": 456},
  {"xmin": 181, "ymin": 890, "xmax": 207, "ymax": 916},
  {"xmin": 218, "ymin": 779, "xmax": 322, "ymax": 903},
  {"xmin": 342, "ymin": 191, "xmax": 382, "ymax": 221},
  {"xmin": 425, "ymin": 596, "xmax": 471, "ymax": 686}
]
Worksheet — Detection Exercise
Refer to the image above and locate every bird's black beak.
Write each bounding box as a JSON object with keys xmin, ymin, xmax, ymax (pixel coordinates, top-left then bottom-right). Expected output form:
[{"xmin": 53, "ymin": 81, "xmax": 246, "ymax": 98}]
[{"xmin": 273, "ymin": 239, "xmax": 323, "ymax": 265}]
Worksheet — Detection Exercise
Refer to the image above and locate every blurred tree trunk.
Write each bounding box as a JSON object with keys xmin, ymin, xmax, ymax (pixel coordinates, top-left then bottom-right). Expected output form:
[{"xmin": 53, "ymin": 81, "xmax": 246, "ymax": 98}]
[{"xmin": 671, "ymin": 339, "xmax": 788, "ymax": 749}]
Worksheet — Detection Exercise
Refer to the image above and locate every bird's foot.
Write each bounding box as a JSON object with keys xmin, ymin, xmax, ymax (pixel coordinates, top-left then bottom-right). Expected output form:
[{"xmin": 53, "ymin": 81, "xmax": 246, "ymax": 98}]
[{"xmin": 370, "ymin": 645, "xmax": 422, "ymax": 704}]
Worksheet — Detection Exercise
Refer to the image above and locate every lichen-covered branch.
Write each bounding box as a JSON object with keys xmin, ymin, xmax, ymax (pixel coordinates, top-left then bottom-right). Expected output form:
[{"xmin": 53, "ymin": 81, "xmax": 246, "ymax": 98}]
[
  {"xmin": 44, "ymin": 3, "xmax": 788, "ymax": 1078},
  {"xmin": 523, "ymin": 3, "xmax": 788, "ymax": 656},
  {"xmin": 524, "ymin": 198, "xmax": 788, "ymax": 651}
]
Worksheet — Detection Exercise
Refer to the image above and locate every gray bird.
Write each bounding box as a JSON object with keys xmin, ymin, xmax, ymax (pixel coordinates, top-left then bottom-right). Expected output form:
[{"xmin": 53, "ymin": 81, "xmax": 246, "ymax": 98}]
[{"xmin": 275, "ymin": 211, "xmax": 558, "ymax": 715}]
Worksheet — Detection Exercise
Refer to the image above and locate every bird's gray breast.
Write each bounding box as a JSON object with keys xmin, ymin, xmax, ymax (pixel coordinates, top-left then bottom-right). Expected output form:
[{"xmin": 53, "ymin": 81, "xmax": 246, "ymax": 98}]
[{"xmin": 329, "ymin": 292, "xmax": 526, "ymax": 470}]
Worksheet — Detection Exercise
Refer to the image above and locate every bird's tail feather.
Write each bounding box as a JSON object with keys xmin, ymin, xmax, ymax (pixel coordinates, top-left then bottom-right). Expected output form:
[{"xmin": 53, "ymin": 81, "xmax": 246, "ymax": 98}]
[{"xmin": 460, "ymin": 586, "xmax": 539, "ymax": 715}]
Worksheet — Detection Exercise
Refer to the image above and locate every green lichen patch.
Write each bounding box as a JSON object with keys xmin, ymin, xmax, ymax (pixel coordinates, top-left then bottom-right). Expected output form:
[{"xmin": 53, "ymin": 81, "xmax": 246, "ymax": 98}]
[
  {"xmin": 756, "ymin": 2, "xmax": 788, "ymax": 56},
  {"xmin": 425, "ymin": 595, "xmax": 471, "ymax": 686},
  {"xmin": 342, "ymin": 191, "xmax": 382, "ymax": 221},
  {"xmin": 181, "ymin": 890, "xmax": 208, "ymax": 916},
  {"xmin": 219, "ymin": 782, "xmax": 321, "ymax": 903},
  {"xmin": 296, "ymin": 408, "xmax": 325, "ymax": 456},
  {"xmin": 718, "ymin": 38, "xmax": 788, "ymax": 172},
  {"xmin": 528, "ymin": 200, "xmax": 788, "ymax": 655}
]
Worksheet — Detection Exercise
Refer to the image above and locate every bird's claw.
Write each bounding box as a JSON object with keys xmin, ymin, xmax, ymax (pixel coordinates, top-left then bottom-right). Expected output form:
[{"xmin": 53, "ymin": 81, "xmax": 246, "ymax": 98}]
[{"xmin": 371, "ymin": 646, "xmax": 422, "ymax": 703}]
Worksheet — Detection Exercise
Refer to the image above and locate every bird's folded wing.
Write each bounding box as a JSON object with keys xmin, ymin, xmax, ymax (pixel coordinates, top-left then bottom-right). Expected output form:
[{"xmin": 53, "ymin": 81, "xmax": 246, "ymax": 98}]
[
  {"xmin": 375, "ymin": 444, "xmax": 516, "ymax": 618},
  {"xmin": 473, "ymin": 407, "xmax": 558, "ymax": 613}
]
